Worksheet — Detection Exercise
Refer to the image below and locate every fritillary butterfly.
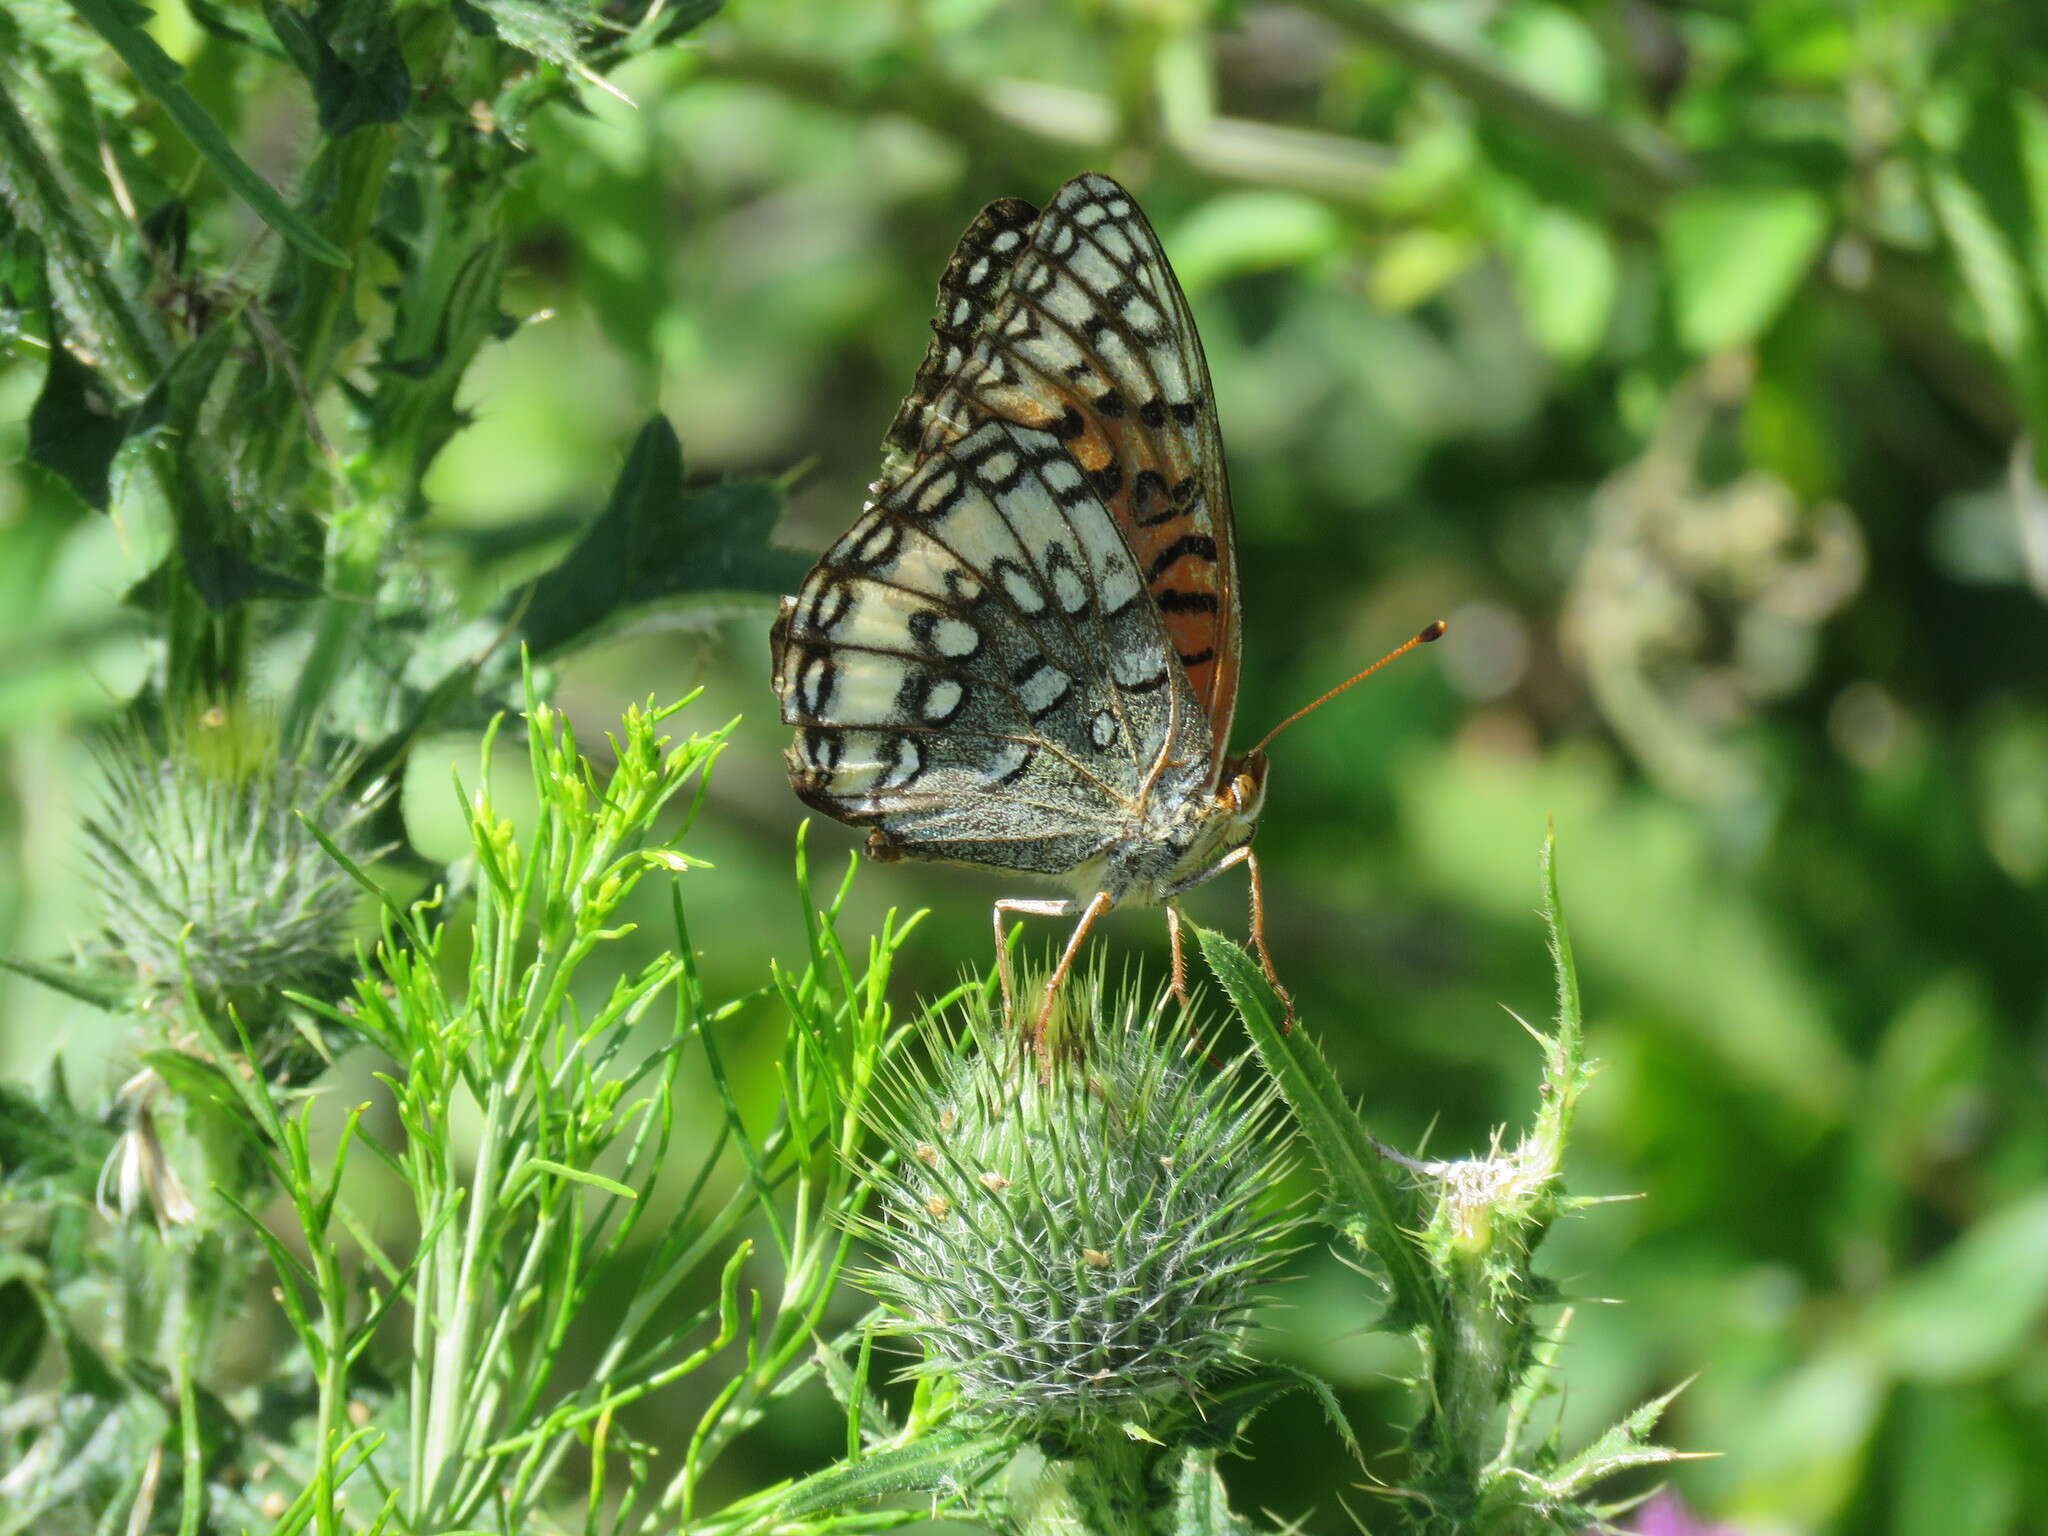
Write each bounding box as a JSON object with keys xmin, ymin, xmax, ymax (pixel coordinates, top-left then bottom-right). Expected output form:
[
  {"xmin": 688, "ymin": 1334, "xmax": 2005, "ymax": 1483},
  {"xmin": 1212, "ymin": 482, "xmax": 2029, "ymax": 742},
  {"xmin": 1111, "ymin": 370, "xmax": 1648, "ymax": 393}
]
[{"xmin": 771, "ymin": 173, "xmax": 1437, "ymax": 1033}]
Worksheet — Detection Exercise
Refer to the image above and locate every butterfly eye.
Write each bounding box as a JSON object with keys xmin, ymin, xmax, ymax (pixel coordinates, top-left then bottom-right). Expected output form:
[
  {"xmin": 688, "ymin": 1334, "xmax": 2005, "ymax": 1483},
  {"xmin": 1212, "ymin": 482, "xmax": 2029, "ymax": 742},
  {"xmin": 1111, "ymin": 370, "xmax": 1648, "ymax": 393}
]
[{"xmin": 1232, "ymin": 773, "xmax": 1257, "ymax": 807}]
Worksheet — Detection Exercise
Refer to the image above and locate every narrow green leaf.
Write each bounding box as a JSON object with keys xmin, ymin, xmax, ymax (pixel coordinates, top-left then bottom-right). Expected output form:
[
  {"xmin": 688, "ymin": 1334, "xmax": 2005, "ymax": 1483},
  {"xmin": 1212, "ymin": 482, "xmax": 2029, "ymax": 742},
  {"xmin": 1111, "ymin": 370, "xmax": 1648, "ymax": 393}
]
[
  {"xmin": 67, "ymin": 0, "xmax": 350, "ymax": 267},
  {"xmin": 1170, "ymin": 1448, "xmax": 1256, "ymax": 1536},
  {"xmin": 1511, "ymin": 205, "xmax": 1615, "ymax": 363},
  {"xmin": 1545, "ymin": 1375, "xmax": 1700, "ymax": 1496},
  {"xmin": 1167, "ymin": 191, "xmax": 1345, "ymax": 291},
  {"xmin": 0, "ymin": 1078, "xmax": 112, "ymax": 1189},
  {"xmin": 131, "ymin": 322, "xmax": 317, "ymax": 609},
  {"xmin": 260, "ymin": 0, "xmax": 410, "ymax": 138},
  {"xmin": 0, "ymin": 1278, "xmax": 46, "ymax": 1383},
  {"xmin": 1931, "ymin": 168, "xmax": 2035, "ymax": 366},
  {"xmin": 140, "ymin": 1050, "xmax": 250, "ymax": 1119},
  {"xmin": 1207, "ymin": 1362, "xmax": 1363, "ymax": 1465},
  {"xmin": 529, "ymin": 1158, "xmax": 638, "ymax": 1198}
]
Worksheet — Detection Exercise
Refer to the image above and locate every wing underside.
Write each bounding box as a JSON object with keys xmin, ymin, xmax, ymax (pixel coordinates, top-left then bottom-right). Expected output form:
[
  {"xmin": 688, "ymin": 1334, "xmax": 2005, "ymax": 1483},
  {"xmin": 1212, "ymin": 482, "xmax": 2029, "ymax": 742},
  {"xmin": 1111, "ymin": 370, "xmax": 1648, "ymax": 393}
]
[{"xmin": 773, "ymin": 419, "xmax": 1209, "ymax": 876}]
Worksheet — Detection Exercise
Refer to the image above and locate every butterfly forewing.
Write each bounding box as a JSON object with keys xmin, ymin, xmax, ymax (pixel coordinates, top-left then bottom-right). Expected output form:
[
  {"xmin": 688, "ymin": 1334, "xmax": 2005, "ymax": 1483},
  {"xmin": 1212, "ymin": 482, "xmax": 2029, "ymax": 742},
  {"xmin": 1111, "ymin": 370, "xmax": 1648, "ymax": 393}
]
[
  {"xmin": 877, "ymin": 196, "xmax": 1039, "ymax": 494},
  {"xmin": 774, "ymin": 418, "xmax": 1210, "ymax": 876},
  {"xmin": 909, "ymin": 174, "xmax": 1242, "ymax": 768}
]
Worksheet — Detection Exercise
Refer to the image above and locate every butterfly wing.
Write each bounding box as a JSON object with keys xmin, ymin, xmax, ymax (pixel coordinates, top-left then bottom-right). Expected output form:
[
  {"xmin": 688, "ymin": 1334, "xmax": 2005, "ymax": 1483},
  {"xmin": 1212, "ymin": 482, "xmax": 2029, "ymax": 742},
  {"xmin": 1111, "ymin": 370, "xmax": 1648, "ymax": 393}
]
[
  {"xmin": 876, "ymin": 196, "xmax": 1038, "ymax": 494},
  {"xmin": 773, "ymin": 419, "xmax": 1210, "ymax": 875},
  {"xmin": 905, "ymin": 173, "xmax": 1242, "ymax": 773}
]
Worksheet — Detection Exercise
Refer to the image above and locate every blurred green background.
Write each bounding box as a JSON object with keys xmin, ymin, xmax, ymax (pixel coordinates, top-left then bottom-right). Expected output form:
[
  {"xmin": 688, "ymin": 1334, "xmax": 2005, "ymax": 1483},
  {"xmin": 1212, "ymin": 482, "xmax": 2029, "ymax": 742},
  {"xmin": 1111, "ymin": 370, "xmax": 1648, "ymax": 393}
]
[{"xmin": 7, "ymin": 0, "xmax": 2048, "ymax": 1531}]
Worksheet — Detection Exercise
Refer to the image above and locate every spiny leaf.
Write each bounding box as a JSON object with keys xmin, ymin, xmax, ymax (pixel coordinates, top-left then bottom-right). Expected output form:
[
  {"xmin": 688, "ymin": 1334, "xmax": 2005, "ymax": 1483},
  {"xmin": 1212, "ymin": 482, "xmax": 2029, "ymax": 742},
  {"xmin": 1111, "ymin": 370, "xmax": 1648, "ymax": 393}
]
[
  {"xmin": 516, "ymin": 415, "xmax": 811, "ymax": 657},
  {"xmin": 0, "ymin": 1077, "xmax": 113, "ymax": 1190},
  {"xmin": 776, "ymin": 1426, "xmax": 1017, "ymax": 1516},
  {"xmin": 27, "ymin": 332, "xmax": 130, "ymax": 509},
  {"xmin": 1194, "ymin": 924, "xmax": 1433, "ymax": 1331}
]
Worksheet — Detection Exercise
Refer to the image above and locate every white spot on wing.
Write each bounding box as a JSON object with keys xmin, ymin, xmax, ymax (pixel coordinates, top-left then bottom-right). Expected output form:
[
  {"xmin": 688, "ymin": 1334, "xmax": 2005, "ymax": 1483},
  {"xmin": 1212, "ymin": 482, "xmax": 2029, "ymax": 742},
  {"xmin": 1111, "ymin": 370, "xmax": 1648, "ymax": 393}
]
[
  {"xmin": 1016, "ymin": 330, "xmax": 1087, "ymax": 378},
  {"xmin": 823, "ymin": 731, "xmax": 889, "ymax": 793},
  {"xmin": 932, "ymin": 617, "xmax": 979, "ymax": 657},
  {"xmin": 1124, "ymin": 293, "xmax": 1165, "ymax": 334},
  {"xmin": 1093, "ymin": 326, "xmax": 1140, "ymax": 383},
  {"xmin": 1052, "ymin": 565, "xmax": 1088, "ymax": 614},
  {"xmin": 998, "ymin": 563, "xmax": 1044, "ymax": 613},
  {"xmin": 1018, "ymin": 664, "xmax": 1071, "ymax": 716},
  {"xmin": 1069, "ymin": 504, "xmax": 1142, "ymax": 610},
  {"xmin": 1112, "ymin": 646, "xmax": 1167, "ymax": 689},
  {"xmin": 915, "ymin": 467, "xmax": 960, "ymax": 516},
  {"xmin": 921, "ymin": 679, "xmax": 964, "ymax": 722},
  {"xmin": 1040, "ymin": 273, "xmax": 1094, "ymax": 327},
  {"xmin": 879, "ymin": 735, "xmax": 923, "ymax": 790},
  {"xmin": 986, "ymin": 739, "xmax": 1031, "ymax": 782},
  {"xmin": 1064, "ymin": 245, "xmax": 1120, "ymax": 298}
]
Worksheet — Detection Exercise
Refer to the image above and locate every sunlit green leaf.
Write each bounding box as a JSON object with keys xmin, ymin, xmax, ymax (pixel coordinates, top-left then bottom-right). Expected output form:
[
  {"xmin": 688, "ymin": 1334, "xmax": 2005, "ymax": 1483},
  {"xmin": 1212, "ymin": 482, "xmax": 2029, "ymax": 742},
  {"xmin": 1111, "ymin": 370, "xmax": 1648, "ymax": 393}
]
[
  {"xmin": 1664, "ymin": 184, "xmax": 1829, "ymax": 352},
  {"xmin": 1871, "ymin": 1191, "xmax": 2048, "ymax": 1381},
  {"xmin": 1511, "ymin": 204, "xmax": 1615, "ymax": 362},
  {"xmin": 1169, "ymin": 192, "xmax": 1346, "ymax": 292}
]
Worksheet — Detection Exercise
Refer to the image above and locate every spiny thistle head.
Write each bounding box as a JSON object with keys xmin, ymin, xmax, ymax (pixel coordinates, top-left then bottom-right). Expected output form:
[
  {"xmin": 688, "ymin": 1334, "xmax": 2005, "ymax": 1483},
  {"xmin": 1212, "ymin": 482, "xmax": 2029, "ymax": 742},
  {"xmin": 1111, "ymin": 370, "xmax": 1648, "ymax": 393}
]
[
  {"xmin": 81, "ymin": 708, "xmax": 384, "ymax": 1018},
  {"xmin": 858, "ymin": 973, "xmax": 1300, "ymax": 1446}
]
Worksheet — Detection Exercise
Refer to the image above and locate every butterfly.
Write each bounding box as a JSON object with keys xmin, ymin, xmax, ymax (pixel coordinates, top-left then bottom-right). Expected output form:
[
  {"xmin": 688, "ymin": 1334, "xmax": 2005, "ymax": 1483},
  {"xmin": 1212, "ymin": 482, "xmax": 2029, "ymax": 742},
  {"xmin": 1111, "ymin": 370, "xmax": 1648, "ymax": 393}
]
[{"xmin": 771, "ymin": 172, "xmax": 1439, "ymax": 1035}]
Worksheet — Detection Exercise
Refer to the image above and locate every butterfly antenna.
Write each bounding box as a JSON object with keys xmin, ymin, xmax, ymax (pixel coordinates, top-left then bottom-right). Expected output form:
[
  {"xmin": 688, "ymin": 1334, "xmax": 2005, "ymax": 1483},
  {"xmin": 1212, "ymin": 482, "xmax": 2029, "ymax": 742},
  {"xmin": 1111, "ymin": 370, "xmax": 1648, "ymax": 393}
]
[{"xmin": 1250, "ymin": 620, "xmax": 1446, "ymax": 756}]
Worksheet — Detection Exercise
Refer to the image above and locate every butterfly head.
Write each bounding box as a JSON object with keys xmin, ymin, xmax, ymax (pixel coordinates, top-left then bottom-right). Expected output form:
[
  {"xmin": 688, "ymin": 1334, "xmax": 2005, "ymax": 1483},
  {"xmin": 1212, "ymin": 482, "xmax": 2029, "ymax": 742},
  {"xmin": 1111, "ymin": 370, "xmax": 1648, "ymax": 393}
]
[
  {"xmin": 1222, "ymin": 752, "xmax": 1268, "ymax": 816},
  {"xmin": 1215, "ymin": 750, "xmax": 1270, "ymax": 843}
]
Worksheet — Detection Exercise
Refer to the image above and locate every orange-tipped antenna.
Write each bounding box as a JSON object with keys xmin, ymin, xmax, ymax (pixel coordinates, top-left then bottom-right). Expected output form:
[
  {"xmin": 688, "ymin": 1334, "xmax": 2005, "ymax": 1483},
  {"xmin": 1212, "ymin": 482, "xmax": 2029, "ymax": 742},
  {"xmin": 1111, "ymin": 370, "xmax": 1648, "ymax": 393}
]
[{"xmin": 1250, "ymin": 619, "xmax": 1446, "ymax": 756}]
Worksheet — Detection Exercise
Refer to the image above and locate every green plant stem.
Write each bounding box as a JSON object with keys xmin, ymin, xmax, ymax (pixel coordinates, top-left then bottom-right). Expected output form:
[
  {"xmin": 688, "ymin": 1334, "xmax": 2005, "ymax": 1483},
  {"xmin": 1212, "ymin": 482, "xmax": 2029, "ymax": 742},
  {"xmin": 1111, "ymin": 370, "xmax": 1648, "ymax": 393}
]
[
  {"xmin": 693, "ymin": 42, "xmax": 1392, "ymax": 207},
  {"xmin": 1293, "ymin": 0, "xmax": 1691, "ymax": 205},
  {"xmin": 1020, "ymin": 1438, "xmax": 1164, "ymax": 1536}
]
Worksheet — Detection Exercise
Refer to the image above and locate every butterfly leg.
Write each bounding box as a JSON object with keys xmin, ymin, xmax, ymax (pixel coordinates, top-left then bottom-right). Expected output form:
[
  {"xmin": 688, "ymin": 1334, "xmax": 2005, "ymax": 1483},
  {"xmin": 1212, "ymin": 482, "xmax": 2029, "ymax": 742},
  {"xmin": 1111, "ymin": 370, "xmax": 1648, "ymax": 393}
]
[
  {"xmin": 993, "ymin": 897, "xmax": 1078, "ymax": 1026},
  {"xmin": 1241, "ymin": 848, "xmax": 1298, "ymax": 1031},
  {"xmin": 1164, "ymin": 901, "xmax": 1190, "ymax": 1009},
  {"xmin": 1032, "ymin": 891, "xmax": 1115, "ymax": 1053},
  {"xmin": 1164, "ymin": 846, "xmax": 1297, "ymax": 1030}
]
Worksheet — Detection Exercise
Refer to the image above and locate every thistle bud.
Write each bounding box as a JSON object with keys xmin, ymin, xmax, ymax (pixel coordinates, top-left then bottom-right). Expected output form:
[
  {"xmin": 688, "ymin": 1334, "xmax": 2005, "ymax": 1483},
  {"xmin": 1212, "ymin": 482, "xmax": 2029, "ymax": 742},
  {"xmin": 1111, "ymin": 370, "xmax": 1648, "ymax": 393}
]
[
  {"xmin": 81, "ymin": 712, "xmax": 383, "ymax": 1024},
  {"xmin": 858, "ymin": 976, "xmax": 1299, "ymax": 1446}
]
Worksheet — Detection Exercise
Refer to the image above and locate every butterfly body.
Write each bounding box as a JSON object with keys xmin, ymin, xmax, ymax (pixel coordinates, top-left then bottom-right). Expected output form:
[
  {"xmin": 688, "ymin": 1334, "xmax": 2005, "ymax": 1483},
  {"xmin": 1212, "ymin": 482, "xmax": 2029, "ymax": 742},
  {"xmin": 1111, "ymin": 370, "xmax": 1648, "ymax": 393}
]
[{"xmin": 772, "ymin": 173, "xmax": 1289, "ymax": 1027}]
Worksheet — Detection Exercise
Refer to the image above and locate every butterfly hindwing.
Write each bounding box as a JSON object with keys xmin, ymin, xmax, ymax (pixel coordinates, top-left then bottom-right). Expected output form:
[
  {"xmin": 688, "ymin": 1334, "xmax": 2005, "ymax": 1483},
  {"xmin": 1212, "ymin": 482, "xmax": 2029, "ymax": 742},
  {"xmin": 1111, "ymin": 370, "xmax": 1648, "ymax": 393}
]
[
  {"xmin": 773, "ymin": 419, "xmax": 1210, "ymax": 876},
  {"xmin": 910, "ymin": 174, "xmax": 1242, "ymax": 767}
]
